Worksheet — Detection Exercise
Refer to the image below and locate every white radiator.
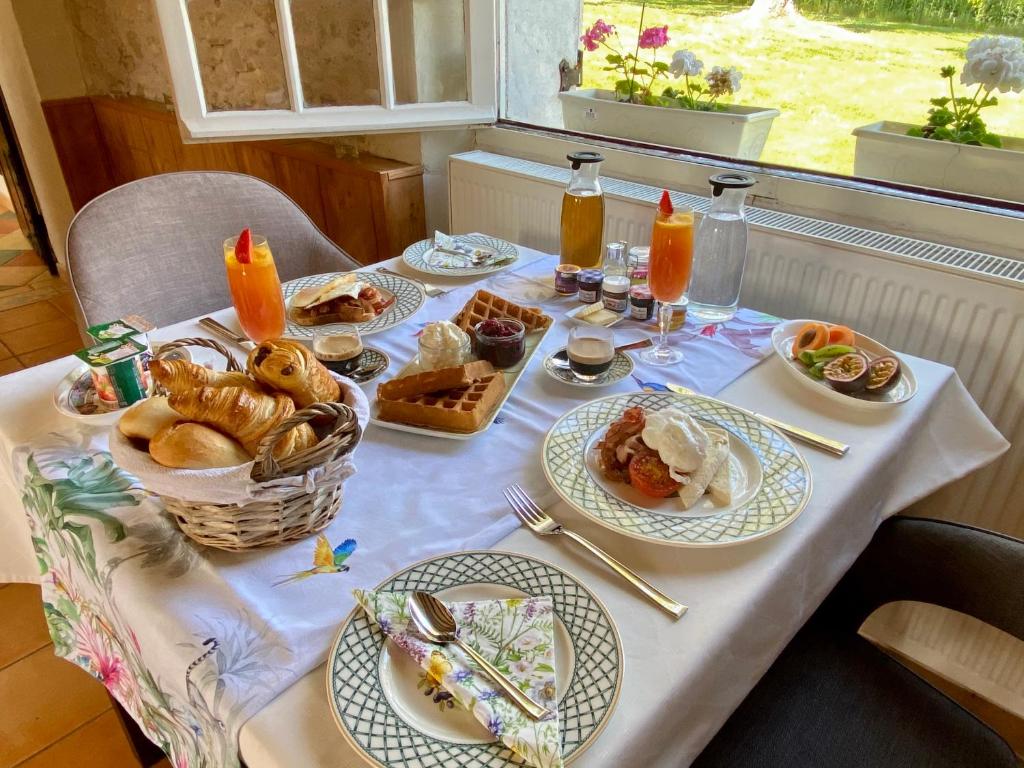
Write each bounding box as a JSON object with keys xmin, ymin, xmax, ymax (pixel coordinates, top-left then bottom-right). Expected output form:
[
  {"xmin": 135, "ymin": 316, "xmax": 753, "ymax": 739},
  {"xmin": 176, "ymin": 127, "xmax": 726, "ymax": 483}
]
[{"xmin": 449, "ymin": 149, "xmax": 1024, "ymax": 714}]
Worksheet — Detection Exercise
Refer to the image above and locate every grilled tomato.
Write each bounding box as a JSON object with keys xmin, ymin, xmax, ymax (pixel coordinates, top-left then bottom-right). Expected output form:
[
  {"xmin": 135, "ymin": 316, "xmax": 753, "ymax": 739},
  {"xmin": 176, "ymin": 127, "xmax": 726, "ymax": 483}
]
[{"xmin": 628, "ymin": 452, "xmax": 682, "ymax": 498}]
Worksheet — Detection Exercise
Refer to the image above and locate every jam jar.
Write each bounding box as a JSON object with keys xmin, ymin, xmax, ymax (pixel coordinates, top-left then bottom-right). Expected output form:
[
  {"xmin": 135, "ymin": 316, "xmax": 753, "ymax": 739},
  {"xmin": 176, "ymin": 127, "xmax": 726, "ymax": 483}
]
[
  {"xmin": 473, "ymin": 318, "xmax": 526, "ymax": 368},
  {"xmin": 578, "ymin": 269, "xmax": 604, "ymax": 303},
  {"xmin": 629, "ymin": 285, "xmax": 654, "ymax": 321}
]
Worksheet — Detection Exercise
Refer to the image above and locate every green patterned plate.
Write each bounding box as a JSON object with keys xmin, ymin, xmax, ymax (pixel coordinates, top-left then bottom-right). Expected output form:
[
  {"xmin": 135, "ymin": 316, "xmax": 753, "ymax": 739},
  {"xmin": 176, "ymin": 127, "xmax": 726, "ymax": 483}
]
[
  {"xmin": 327, "ymin": 551, "xmax": 622, "ymax": 767},
  {"xmin": 281, "ymin": 271, "xmax": 425, "ymax": 339},
  {"xmin": 542, "ymin": 392, "xmax": 812, "ymax": 547},
  {"xmin": 402, "ymin": 234, "xmax": 519, "ymax": 277},
  {"xmin": 542, "ymin": 350, "xmax": 634, "ymax": 388}
]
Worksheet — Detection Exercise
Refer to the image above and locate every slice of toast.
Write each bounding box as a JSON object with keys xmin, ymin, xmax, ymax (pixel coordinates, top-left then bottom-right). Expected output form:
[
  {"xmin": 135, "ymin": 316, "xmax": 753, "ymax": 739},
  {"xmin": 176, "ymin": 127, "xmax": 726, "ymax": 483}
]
[
  {"xmin": 376, "ymin": 372, "xmax": 507, "ymax": 432},
  {"xmin": 377, "ymin": 360, "xmax": 496, "ymax": 401},
  {"xmin": 678, "ymin": 429, "xmax": 730, "ymax": 509}
]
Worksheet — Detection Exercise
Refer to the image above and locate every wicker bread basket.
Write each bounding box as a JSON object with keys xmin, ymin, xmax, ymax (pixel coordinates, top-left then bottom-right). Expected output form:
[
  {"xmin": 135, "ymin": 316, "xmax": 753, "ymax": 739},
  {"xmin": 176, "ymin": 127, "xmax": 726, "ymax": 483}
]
[{"xmin": 134, "ymin": 338, "xmax": 363, "ymax": 551}]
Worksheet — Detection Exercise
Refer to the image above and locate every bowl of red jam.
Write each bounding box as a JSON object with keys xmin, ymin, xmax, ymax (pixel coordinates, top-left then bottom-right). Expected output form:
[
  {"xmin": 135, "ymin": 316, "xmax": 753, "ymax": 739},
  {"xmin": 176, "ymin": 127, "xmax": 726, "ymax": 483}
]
[{"xmin": 473, "ymin": 318, "xmax": 526, "ymax": 368}]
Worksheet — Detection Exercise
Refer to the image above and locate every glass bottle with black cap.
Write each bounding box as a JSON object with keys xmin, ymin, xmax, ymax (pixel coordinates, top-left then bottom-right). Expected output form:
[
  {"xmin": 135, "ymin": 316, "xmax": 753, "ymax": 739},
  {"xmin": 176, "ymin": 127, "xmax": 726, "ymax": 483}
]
[
  {"xmin": 688, "ymin": 172, "xmax": 757, "ymax": 324},
  {"xmin": 560, "ymin": 152, "xmax": 605, "ymax": 268}
]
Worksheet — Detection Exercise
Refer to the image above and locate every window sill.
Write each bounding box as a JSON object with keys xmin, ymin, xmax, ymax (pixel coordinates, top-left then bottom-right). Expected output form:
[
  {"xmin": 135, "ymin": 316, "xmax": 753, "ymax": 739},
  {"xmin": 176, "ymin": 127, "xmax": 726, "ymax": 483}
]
[{"xmin": 475, "ymin": 122, "xmax": 1023, "ymax": 259}]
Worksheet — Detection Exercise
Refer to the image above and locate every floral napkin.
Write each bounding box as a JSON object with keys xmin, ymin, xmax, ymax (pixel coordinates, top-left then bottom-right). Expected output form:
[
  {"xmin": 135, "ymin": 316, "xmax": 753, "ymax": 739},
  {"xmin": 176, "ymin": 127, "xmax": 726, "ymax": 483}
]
[{"xmin": 353, "ymin": 589, "xmax": 563, "ymax": 768}]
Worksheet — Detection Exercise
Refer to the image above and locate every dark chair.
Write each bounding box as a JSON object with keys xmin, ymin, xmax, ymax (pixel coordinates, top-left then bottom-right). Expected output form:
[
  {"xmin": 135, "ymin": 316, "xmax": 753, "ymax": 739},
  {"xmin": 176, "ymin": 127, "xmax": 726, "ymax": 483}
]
[
  {"xmin": 694, "ymin": 517, "xmax": 1022, "ymax": 768},
  {"xmin": 65, "ymin": 171, "xmax": 361, "ymax": 329}
]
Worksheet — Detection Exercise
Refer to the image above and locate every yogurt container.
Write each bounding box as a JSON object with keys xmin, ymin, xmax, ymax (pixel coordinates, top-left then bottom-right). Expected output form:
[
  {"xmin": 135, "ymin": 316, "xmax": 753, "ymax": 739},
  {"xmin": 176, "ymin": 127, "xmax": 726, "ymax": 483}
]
[{"xmin": 74, "ymin": 338, "xmax": 150, "ymax": 407}]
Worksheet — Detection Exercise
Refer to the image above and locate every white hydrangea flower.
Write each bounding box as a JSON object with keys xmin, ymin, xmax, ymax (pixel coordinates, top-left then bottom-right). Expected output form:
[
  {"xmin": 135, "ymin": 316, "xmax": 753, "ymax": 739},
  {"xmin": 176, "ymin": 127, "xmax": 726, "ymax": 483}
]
[
  {"xmin": 707, "ymin": 66, "xmax": 742, "ymax": 97},
  {"xmin": 961, "ymin": 35, "xmax": 1024, "ymax": 94},
  {"xmin": 669, "ymin": 50, "xmax": 704, "ymax": 78}
]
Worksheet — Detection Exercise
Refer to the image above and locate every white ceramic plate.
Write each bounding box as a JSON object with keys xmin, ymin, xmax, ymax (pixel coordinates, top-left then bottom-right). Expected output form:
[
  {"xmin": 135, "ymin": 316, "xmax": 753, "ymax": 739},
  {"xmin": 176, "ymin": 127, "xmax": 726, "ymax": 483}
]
[
  {"xmin": 402, "ymin": 234, "xmax": 519, "ymax": 277},
  {"xmin": 327, "ymin": 551, "xmax": 622, "ymax": 768},
  {"xmin": 771, "ymin": 319, "xmax": 917, "ymax": 409},
  {"xmin": 281, "ymin": 271, "xmax": 425, "ymax": 339},
  {"xmin": 543, "ymin": 391, "xmax": 812, "ymax": 547}
]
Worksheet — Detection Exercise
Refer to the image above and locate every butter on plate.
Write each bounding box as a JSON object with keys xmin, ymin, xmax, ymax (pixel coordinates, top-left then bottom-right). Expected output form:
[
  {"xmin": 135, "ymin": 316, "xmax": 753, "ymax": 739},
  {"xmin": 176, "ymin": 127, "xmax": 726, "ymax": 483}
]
[{"xmin": 567, "ymin": 302, "xmax": 623, "ymax": 328}]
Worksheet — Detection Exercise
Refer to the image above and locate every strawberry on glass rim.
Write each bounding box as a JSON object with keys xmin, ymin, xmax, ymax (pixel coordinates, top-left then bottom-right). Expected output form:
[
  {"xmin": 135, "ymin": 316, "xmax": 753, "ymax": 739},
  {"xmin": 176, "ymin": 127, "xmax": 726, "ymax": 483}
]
[{"xmin": 234, "ymin": 228, "xmax": 253, "ymax": 264}]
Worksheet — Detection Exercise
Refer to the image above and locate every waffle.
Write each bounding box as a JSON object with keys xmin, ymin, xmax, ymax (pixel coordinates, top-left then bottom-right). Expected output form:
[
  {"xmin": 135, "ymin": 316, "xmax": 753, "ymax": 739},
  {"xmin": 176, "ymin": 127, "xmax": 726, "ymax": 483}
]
[
  {"xmin": 455, "ymin": 290, "xmax": 552, "ymax": 334},
  {"xmin": 377, "ymin": 360, "xmax": 495, "ymax": 401},
  {"xmin": 376, "ymin": 372, "xmax": 507, "ymax": 432}
]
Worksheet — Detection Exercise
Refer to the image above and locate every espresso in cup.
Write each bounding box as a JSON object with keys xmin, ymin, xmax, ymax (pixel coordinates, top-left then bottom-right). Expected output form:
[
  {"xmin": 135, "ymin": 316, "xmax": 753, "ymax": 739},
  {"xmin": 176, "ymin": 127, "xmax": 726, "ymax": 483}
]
[
  {"xmin": 313, "ymin": 327, "xmax": 363, "ymax": 375},
  {"xmin": 567, "ymin": 327, "xmax": 614, "ymax": 382}
]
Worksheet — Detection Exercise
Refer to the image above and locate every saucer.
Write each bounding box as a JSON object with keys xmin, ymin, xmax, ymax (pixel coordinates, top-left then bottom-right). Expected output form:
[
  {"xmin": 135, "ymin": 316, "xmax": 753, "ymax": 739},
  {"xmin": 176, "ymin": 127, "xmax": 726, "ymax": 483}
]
[{"xmin": 543, "ymin": 349, "xmax": 634, "ymax": 388}]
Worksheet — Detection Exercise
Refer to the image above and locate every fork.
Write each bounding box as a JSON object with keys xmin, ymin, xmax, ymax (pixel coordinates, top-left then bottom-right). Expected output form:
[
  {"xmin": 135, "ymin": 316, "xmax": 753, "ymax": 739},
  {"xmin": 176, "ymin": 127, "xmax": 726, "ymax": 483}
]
[
  {"xmin": 503, "ymin": 484, "xmax": 687, "ymax": 619},
  {"xmin": 375, "ymin": 266, "xmax": 448, "ymax": 298}
]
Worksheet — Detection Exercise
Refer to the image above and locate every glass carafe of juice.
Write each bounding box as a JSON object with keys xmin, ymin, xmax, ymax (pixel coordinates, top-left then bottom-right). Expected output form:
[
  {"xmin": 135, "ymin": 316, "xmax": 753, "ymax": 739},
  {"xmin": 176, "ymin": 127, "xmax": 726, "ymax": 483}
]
[
  {"xmin": 688, "ymin": 173, "xmax": 756, "ymax": 324},
  {"xmin": 560, "ymin": 152, "xmax": 605, "ymax": 268},
  {"xmin": 224, "ymin": 229, "xmax": 287, "ymax": 342}
]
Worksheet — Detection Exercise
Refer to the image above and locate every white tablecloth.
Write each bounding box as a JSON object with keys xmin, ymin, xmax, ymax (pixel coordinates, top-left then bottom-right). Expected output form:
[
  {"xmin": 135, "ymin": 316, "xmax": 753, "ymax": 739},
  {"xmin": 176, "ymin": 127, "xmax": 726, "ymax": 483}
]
[{"xmin": 0, "ymin": 251, "xmax": 1008, "ymax": 767}]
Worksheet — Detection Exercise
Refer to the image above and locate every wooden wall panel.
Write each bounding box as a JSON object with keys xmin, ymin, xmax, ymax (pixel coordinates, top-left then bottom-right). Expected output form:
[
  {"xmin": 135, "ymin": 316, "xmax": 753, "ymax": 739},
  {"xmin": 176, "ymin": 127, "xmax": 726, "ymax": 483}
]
[
  {"xmin": 272, "ymin": 153, "xmax": 327, "ymax": 231},
  {"xmin": 41, "ymin": 96, "xmax": 426, "ymax": 263},
  {"xmin": 235, "ymin": 144, "xmax": 278, "ymax": 186},
  {"xmin": 41, "ymin": 98, "xmax": 113, "ymax": 210},
  {"xmin": 318, "ymin": 167, "xmax": 378, "ymax": 264}
]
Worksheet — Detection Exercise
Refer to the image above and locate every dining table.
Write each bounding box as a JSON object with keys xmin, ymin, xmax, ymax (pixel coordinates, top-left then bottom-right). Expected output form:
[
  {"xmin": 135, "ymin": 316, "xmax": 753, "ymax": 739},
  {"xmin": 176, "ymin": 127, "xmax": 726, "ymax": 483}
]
[{"xmin": 0, "ymin": 243, "xmax": 1008, "ymax": 768}]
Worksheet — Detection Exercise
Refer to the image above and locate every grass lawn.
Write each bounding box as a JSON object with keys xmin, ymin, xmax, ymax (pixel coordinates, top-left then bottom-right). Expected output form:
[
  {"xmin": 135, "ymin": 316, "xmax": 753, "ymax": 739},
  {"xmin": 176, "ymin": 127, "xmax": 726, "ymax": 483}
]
[{"xmin": 581, "ymin": 1, "xmax": 1024, "ymax": 176}]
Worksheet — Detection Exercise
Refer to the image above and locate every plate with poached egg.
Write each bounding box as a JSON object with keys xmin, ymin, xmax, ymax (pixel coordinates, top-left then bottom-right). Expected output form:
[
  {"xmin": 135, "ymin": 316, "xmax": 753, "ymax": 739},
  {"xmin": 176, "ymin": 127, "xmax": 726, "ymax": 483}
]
[
  {"xmin": 281, "ymin": 271, "xmax": 425, "ymax": 338},
  {"xmin": 542, "ymin": 391, "xmax": 811, "ymax": 547}
]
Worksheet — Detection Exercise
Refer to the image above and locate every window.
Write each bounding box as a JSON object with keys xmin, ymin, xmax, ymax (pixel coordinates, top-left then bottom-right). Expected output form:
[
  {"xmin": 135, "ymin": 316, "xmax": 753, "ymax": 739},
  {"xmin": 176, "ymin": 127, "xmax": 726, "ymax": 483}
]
[
  {"xmin": 153, "ymin": 0, "xmax": 498, "ymax": 140},
  {"xmin": 501, "ymin": 0, "xmax": 1024, "ymax": 209}
]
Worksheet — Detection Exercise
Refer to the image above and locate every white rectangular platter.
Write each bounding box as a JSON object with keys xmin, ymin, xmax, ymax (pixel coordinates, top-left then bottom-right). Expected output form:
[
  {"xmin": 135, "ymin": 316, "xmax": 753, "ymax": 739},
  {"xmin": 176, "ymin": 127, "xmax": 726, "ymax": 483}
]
[{"xmin": 369, "ymin": 321, "xmax": 552, "ymax": 440}]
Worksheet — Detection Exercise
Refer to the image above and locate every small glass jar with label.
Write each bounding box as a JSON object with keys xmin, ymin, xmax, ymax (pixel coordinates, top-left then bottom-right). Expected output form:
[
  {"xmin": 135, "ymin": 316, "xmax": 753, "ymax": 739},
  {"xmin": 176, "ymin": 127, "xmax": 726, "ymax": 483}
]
[
  {"xmin": 578, "ymin": 269, "xmax": 604, "ymax": 304},
  {"xmin": 627, "ymin": 246, "xmax": 650, "ymax": 286}
]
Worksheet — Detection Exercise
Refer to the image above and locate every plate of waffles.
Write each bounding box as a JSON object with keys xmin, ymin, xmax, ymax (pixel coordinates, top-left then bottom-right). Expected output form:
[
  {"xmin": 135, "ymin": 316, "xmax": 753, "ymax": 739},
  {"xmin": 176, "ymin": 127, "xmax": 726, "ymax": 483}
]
[
  {"xmin": 542, "ymin": 391, "xmax": 812, "ymax": 547},
  {"xmin": 281, "ymin": 271, "xmax": 425, "ymax": 339},
  {"xmin": 371, "ymin": 289, "xmax": 553, "ymax": 439}
]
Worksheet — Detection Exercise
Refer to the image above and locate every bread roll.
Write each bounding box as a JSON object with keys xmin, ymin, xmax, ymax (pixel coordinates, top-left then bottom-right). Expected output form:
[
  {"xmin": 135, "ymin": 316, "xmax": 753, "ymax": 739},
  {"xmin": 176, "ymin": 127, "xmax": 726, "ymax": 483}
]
[
  {"xmin": 118, "ymin": 396, "xmax": 183, "ymax": 441},
  {"xmin": 149, "ymin": 422, "xmax": 251, "ymax": 469}
]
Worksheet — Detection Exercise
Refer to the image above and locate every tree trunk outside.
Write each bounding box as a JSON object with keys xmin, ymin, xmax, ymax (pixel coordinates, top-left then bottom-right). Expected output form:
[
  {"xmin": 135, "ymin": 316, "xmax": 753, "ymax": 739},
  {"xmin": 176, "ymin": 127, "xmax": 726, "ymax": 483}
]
[{"xmin": 748, "ymin": 0, "xmax": 798, "ymax": 16}]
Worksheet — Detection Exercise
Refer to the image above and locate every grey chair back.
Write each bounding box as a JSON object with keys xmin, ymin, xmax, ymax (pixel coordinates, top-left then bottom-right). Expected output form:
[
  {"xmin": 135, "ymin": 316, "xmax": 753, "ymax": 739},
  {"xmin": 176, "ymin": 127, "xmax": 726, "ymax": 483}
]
[{"xmin": 66, "ymin": 172, "xmax": 360, "ymax": 329}]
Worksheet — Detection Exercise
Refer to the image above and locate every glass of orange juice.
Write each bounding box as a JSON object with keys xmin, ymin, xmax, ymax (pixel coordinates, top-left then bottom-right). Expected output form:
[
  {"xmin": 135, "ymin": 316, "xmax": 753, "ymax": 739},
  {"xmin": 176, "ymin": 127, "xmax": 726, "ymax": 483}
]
[
  {"xmin": 640, "ymin": 192, "xmax": 694, "ymax": 366},
  {"xmin": 223, "ymin": 230, "xmax": 286, "ymax": 342}
]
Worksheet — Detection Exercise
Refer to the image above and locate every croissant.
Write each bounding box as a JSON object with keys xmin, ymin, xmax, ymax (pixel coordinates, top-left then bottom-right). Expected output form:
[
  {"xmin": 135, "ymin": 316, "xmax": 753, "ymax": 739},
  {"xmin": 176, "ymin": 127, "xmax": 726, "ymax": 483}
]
[
  {"xmin": 151, "ymin": 359, "xmax": 262, "ymax": 395},
  {"xmin": 247, "ymin": 339, "xmax": 340, "ymax": 408},
  {"xmin": 168, "ymin": 386, "xmax": 317, "ymax": 459}
]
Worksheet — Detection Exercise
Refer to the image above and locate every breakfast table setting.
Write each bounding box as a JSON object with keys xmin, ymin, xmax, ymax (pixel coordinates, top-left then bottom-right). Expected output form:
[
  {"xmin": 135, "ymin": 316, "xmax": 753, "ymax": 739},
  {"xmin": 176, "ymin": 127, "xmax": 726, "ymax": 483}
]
[{"xmin": 0, "ymin": 228, "xmax": 1009, "ymax": 768}]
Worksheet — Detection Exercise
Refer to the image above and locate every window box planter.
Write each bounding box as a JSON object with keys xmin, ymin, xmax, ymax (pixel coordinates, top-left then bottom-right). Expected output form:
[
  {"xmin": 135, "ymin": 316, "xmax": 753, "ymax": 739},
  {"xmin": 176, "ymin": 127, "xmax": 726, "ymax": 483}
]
[
  {"xmin": 852, "ymin": 121, "xmax": 1024, "ymax": 203},
  {"xmin": 559, "ymin": 88, "xmax": 779, "ymax": 161}
]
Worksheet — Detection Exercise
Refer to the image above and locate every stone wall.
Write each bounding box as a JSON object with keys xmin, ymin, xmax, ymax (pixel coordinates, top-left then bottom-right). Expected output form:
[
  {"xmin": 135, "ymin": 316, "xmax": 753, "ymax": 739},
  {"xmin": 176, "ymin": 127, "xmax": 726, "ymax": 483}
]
[{"xmin": 63, "ymin": 0, "xmax": 173, "ymax": 104}]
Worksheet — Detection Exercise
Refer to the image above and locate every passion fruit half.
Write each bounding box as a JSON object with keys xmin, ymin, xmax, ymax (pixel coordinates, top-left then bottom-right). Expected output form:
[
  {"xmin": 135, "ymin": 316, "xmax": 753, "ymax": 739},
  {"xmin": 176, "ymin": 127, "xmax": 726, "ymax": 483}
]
[
  {"xmin": 865, "ymin": 356, "xmax": 901, "ymax": 394},
  {"xmin": 823, "ymin": 352, "xmax": 870, "ymax": 393}
]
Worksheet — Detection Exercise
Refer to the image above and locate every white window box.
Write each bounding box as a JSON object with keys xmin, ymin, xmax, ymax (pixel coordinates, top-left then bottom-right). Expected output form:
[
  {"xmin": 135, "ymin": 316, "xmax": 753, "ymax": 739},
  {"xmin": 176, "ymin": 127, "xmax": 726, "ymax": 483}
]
[
  {"xmin": 558, "ymin": 88, "xmax": 780, "ymax": 161},
  {"xmin": 853, "ymin": 121, "xmax": 1024, "ymax": 204}
]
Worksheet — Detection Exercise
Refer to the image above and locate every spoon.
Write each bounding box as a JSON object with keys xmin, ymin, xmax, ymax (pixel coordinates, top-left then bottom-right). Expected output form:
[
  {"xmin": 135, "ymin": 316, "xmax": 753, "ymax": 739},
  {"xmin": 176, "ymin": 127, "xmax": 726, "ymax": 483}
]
[
  {"xmin": 408, "ymin": 591, "xmax": 552, "ymax": 721},
  {"xmin": 549, "ymin": 338, "xmax": 653, "ymax": 369},
  {"xmin": 345, "ymin": 360, "xmax": 386, "ymax": 383}
]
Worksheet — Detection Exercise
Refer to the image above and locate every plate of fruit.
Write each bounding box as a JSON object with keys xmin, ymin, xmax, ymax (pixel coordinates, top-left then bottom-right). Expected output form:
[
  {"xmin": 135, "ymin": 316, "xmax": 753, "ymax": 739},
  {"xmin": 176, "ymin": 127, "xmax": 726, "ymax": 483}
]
[{"xmin": 771, "ymin": 320, "xmax": 917, "ymax": 409}]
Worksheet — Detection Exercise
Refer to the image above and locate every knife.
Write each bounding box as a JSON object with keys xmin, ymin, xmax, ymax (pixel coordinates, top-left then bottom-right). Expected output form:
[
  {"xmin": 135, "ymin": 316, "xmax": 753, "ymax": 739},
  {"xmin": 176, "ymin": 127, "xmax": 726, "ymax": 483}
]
[
  {"xmin": 198, "ymin": 317, "xmax": 256, "ymax": 351},
  {"xmin": 665, "ymin": 383, "xmax": 849, "ymax": 456}
]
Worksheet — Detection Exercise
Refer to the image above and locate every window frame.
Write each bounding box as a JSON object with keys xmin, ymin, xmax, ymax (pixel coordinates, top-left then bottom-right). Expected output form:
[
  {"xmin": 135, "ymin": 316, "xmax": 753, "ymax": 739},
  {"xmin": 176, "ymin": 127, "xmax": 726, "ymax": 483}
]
[{"xmin": 154, "ymin": 0, "xmax": 498, "ymax": 141}]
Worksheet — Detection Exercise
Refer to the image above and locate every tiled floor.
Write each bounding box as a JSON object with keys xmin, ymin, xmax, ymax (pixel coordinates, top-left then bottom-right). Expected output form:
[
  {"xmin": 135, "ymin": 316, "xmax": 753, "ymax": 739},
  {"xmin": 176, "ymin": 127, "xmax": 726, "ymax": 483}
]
[
  {"xmin": 0, "ymin": 183, "xmax": 82, "ymax": 377},
  {"xmin": 0, "ymin": 583, "xmax": 170, "ymax": 768}
]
